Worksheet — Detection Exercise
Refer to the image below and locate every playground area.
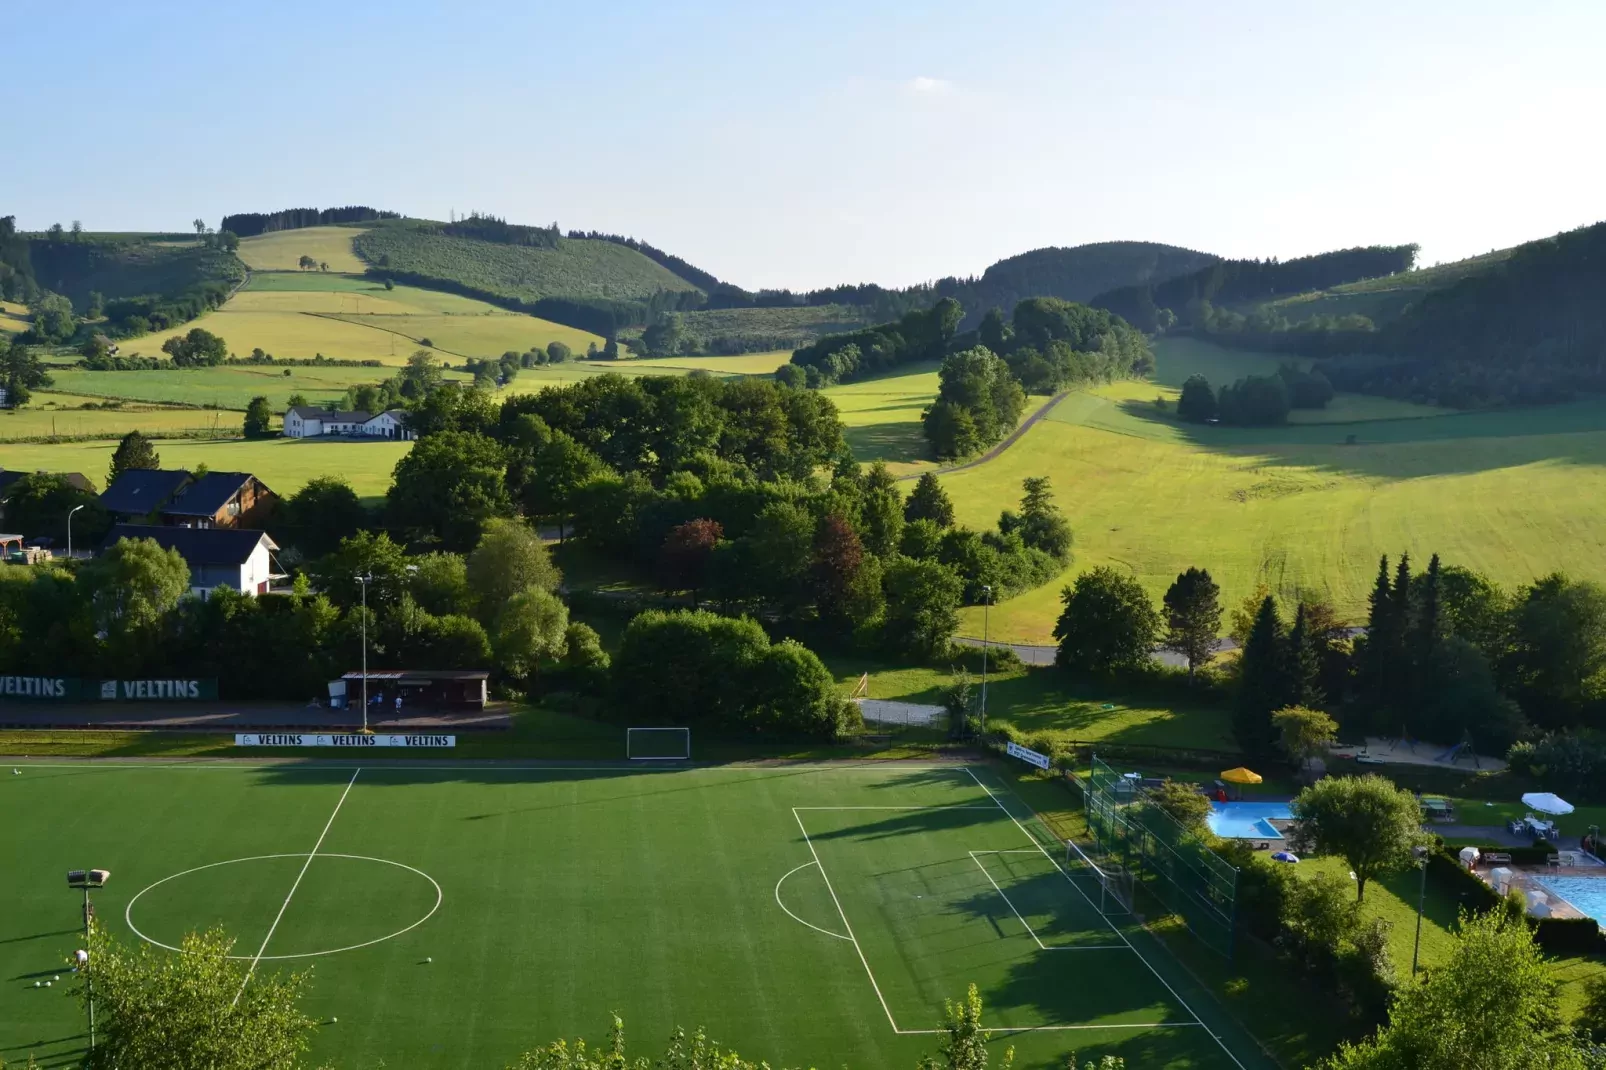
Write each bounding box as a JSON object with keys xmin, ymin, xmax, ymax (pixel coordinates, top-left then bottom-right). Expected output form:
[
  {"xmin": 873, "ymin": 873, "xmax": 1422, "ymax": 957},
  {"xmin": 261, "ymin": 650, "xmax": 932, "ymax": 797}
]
[{"xmin": 1333, "ymin": 735, "xmax": 1508, "ymax": 772}]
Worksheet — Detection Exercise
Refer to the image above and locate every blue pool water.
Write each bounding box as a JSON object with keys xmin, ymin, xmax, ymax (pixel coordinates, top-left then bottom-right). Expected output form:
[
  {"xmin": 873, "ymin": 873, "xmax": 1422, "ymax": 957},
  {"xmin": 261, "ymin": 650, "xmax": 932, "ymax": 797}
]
[
  {"xmin": 1535, "ymin": 876, "xmax": 1606, "ymax": 925},
  {"xmin": 1207, "ymin": 801, "xmax": 1294, "ymax": 839}
]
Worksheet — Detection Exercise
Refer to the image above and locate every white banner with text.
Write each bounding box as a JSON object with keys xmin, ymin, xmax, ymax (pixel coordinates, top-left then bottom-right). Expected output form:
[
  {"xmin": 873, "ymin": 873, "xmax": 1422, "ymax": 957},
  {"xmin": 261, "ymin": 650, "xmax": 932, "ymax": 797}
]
[
  {"xmin": 1005, "ymin": 740, "xmax": 1051, "ymax": 769},
  {"xmin": 234, "ymin": 733, "xmax": 457, "ymax": 748}
]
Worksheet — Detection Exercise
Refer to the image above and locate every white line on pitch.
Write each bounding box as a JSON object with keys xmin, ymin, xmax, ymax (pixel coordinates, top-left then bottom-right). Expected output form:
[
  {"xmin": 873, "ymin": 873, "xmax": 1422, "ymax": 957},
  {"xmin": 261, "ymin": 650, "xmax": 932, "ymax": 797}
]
[
  {"xmin": 774, "ymin": 860, "xmax": 852, "ymax": 941},
  {"xmin": 967, "ymin": 851, "xmax": 1126, "ymax": 951},
  {"xmin": 791, "ymin": 805, "xmax": 1000, "ymax": 810},
  {"xmin": 232, "ymin": 767, "xmax": 361, "ymax": 1006},
  {"xmin": 896, "ymin": 1022, "xmax": 1205, "ymax": 1034},
  {"xmin": 792, "ymin": 808, "xmax": 904, "ymax": 1033},
  {"xmin": 964, "ymin": 768, "xmax": 1248, "ymax": 1070}
]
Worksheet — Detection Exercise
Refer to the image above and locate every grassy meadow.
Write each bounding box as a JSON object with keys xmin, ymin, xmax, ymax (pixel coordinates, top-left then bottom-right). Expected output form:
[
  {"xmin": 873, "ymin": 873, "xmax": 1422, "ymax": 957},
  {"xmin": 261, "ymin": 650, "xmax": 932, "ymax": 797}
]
[
  {"xmin": 48, "ymin": 364, "xmax": 471, "ymax": 409},
  {"xmin": 0, "ymin": 436, "xmax": 407, "ymax": 497},
  {"xmin": 824, "ymin": 365, "xmax": 942, "ymax": 476},
  {"xmin": 0, "ymin": 393, "xmax": 242, "ymax": 440},
  {"xmin": 941, "ymin": 339, "xmax": 1606, "ymax": 642},
  {"xmin": 235, "ymin": 226, "xmax": 371, "ymax": 273}
]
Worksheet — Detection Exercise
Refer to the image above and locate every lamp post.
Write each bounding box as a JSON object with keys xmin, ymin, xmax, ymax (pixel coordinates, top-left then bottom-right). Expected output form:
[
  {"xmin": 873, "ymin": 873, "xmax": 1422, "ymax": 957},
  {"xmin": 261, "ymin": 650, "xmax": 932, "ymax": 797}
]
[
  {"xmin": 1411, "ymin": 844, "xmax": 1429, "ymax": 977},
  {"xmin": 354, "ymin": 573, "xmax": 373, "ymax": 734},
  {"xmin": 67, "ymin": 869, "xmax": 109, "ymax": 1050},
  {"xmin": 66, "ymin": 504, "xmax": 85, "ymax": 559},
  {"xmin": 979, "ymin": 585, "xmax": 992, "ymax": 733}
]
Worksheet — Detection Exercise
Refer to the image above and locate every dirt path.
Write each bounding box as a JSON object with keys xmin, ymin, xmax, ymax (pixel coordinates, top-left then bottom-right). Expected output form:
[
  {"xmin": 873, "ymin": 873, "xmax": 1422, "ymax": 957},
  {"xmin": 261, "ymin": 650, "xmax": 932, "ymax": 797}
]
[{"xmin": 895, "ymin": 389, "xmax": 1072, "ymax": 482}]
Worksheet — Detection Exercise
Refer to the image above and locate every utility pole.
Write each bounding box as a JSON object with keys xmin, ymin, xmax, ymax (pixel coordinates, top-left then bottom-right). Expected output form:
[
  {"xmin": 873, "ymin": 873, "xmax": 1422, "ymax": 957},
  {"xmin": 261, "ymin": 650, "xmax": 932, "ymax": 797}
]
[{"xmin": 66, "ymin": 504, "xmax": 85, "ymax": 559}]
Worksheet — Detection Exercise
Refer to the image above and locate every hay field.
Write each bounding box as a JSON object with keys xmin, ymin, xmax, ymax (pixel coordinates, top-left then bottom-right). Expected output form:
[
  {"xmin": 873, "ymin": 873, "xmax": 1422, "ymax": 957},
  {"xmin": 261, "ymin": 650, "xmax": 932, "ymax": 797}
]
[
  {"xmin": 108, "ymin": 310, "xmax": 448, "ymax": 365},
  {"xmin": 1, "ymin": 437, "xmax": 407, "ymax": 497},
  {"xmin": 235, "ymin": 227, "xmax": 370, "ymax": 272},
  {"xmin": 0, "ymin": 394, "xmax": 242, "ymax": 440},
  {"xmin": 623, "ymin": 350, "xmax": 792, "ymax": 375},
  {"xmin": 48, "ymin": 364, "xmax": 470, "ymax": 410},
  {"xmin": 0, "ymin": 300, "xmax": 28, "ymax": 333},
  {"xmin": 324, "ymin": 312, "xmax": 600, "ymax": 359}
]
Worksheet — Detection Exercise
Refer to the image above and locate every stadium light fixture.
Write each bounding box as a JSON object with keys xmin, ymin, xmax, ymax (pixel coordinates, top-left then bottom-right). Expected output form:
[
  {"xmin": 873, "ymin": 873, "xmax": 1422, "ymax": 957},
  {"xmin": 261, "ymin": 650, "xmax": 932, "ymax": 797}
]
[
  {"xmin": 1411, "ymin": 844, "xmax": 1429, "ymax": 976},
  {"xmin": 354, "ymin": 573, "xmax": 374, "ymax": 734},
  {"xmin": 67, "ymin": 869, "xmax": 109, "ymax": 1049}
]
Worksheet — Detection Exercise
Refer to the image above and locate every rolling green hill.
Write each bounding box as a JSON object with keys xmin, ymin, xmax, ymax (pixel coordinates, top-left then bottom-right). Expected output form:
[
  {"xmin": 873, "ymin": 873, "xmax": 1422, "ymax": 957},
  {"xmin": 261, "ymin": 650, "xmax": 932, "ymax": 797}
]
[
  {"xmin": 24, "ymin": 235, "xmax": 245, "ymax": 308},
  {"xmin": 621, "ymin": 303, "xmax": 870, "ymax": 355},
  {"xmin": 353, "ymin": 222, "xmax": 700, "ymax": 307},
  {"xmin": 945, "ymin": 241, "xmax": 1218, "ymax": 323}
]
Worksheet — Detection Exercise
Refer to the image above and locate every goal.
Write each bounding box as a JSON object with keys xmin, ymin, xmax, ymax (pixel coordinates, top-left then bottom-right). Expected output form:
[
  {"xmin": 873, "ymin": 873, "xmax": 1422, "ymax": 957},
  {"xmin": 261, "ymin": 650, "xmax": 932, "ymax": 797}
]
[
  {"xmin": 626, "ymin": 727, "xmax": 691, "ymax": 761},
  {"xmin": 1067, "ymin": 837, "xmax": 1134, "ymax": 916}
]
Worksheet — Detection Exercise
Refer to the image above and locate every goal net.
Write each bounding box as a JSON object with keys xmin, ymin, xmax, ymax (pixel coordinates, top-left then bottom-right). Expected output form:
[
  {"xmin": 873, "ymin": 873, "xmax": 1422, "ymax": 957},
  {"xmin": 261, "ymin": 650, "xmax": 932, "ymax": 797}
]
[
  {"xmin": 1066, "ymin": 837, "xmax": 1134, "ymax": 916},
  {"xmin": 626, "ymin": 727, "xmax": 691, "ymax": 761}
]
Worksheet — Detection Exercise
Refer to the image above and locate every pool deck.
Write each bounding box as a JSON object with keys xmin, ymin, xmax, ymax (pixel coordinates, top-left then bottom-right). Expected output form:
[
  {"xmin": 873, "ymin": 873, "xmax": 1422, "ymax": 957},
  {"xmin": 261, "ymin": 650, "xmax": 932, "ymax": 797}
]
[{"xmin": 1472, "ymin": 852, "xmax": 1606, "ymax": 921}]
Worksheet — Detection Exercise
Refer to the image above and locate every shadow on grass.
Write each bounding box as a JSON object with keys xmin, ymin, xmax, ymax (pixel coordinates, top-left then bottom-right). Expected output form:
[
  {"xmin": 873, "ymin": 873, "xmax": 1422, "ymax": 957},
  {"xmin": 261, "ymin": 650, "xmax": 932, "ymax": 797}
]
[
  {"xmin": 1103, "ymin": 394, "xmax": 1606, "ymax": 482},
  {"xmin": 843, "ymin": 420, "xmax": 930, "ymax": 465}
]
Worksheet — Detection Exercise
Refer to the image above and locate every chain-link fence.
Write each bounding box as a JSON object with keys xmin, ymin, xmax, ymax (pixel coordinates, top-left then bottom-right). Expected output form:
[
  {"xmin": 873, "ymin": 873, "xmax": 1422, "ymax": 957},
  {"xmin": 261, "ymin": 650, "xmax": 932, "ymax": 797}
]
[{"xmin": 1085, "ymin": 755, "xmax": 1240, "ymax": 958}]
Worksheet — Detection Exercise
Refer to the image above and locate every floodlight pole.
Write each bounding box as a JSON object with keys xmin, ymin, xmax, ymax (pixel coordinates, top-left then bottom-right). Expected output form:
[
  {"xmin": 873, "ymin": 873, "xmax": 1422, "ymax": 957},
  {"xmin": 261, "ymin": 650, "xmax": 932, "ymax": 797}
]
[
  {"xmin": 1411, "ymin": 846, "xmax": 1428, "ymax": 977},
  {"xmin": 355, "ymin": 573, "xmax": 373, "ymax": 734},
  {"xmin": 66, "ymin": 504, "xmax": 85, "ymax": 559},
  {"xmin": 980, "ymin": 585, "xmax": 992, "ymax": 733}
]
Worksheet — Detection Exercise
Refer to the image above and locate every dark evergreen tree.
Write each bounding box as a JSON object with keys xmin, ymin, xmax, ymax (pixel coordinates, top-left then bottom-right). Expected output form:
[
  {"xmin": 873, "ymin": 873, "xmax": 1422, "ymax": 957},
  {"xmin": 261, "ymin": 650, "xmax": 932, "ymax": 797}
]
[
  {"xmin": 1235, "ymin": 596, "xmax": 1287, "ymax": 755},
  {"xmin": 1176, "ymin": 374, "xmax": 1217, "ymax": 422},
  {"xmin": 1286, "ymin": 603, "xmax": 1324, "ymax": 708},
  {"xmin": 1162, "ymin": 567, "xmax": 1222, "ymax": 681},
  {"xmin": 904, "ymin": 472, "xmax": 956, "ymax": 528},
  {"xmin": 108, "ymin": 430, "xmax": 160, "ymax": 485}
]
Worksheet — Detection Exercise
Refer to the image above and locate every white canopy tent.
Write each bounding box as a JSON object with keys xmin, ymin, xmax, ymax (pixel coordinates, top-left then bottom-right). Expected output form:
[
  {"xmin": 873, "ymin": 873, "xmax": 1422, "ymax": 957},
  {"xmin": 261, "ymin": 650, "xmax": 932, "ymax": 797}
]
[{"xmin": 1522, "ymin": 792, "xmax": 1575, "ymax": 815}]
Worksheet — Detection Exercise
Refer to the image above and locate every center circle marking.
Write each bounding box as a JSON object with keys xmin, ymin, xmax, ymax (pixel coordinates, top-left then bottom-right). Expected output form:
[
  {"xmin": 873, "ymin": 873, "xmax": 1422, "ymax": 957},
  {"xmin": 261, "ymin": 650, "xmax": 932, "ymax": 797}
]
[{"xmin": 124, "ymin": 853, "xmax": 442, "ymax": 959}]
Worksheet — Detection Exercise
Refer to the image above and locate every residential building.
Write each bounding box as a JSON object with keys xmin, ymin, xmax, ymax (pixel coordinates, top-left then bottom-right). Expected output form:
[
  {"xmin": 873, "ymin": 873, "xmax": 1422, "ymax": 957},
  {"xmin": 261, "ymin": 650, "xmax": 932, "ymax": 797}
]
[
  {"xmin": 101, "ymin": 524, "xmax": 282, "ymax": 597},
  {"xmin": 160, "ymin": 471, "xmax": 276, "ymax": 529},
  {"xmin": 98, "ymin": 469, "xmax": 277, "ymax": 529},
  {"xmin": 98, "ymin": 469, "xmax": 194, "ymax": 523},
  {"xmin": 284, "ymin": 405, "xmax": 413, "ymax": 440}
]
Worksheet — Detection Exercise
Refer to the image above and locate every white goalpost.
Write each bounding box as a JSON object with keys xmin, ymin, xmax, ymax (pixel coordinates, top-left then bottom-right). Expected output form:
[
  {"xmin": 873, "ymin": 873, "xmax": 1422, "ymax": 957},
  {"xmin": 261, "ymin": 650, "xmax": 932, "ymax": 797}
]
[
  {"xmin": 1066, "ymin": 837, "xmax": 1134, "ymax": 917},
  {"xmin": 626, "ymin": 727, "xmax": 691, "ymax": 761}
]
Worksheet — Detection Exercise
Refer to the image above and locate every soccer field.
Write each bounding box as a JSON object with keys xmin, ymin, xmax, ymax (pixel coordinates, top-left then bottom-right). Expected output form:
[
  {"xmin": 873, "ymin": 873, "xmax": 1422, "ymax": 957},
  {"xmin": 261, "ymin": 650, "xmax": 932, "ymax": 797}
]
[{"xmin": 1, "ymin": 761, "xmax": 1263, "ymax": 1070}]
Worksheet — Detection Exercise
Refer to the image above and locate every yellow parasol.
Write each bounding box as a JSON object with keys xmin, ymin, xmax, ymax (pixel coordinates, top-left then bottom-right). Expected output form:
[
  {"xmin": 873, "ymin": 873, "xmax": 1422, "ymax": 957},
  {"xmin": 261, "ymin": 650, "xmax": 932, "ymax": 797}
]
[{"xmin": 1220, "ymin": 767, "xmax": 1263, "ymax": 785}]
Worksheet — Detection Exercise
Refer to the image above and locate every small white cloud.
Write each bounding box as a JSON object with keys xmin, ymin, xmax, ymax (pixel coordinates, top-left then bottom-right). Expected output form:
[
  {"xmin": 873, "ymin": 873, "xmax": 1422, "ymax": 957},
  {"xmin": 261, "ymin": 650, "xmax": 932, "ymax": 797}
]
[{"xmin": 905, "ymin": 76, "xmax": 954, "ymax": 95}]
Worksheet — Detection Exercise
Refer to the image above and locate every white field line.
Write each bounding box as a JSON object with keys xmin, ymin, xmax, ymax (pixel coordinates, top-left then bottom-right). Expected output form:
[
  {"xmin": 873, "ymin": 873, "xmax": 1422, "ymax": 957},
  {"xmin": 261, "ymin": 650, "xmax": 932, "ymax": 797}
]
[
  {"xmin": 232, "ymin": 768, "xmax": 360, "ymax": 1005},
  {"xmin": 967, "ymin": 851, "xmax": 1124, "ymax": 951},
  {"xmin": 774, "ymin": 860, "xmax": 852, "ymax": 941},
  {"xmin": 964, "ymin": 767, "xmax": 1248, "ymax": 1070},
  {"xmin": 792, "ymin": 805, "xmax": 999, "ymax": 810}
]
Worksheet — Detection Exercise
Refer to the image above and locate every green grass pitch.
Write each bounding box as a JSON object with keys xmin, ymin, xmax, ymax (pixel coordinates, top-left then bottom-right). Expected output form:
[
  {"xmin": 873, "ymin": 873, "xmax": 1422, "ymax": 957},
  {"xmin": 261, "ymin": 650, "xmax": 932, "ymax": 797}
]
[{"xmin": 1, "ymin": 761, "xmax": 1265, "ymax": 1070}]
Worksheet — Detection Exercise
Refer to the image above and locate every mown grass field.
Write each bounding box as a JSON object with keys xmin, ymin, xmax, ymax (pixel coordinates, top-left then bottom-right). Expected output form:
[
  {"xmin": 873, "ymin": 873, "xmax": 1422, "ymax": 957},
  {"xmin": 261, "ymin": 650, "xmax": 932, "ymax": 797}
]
[
  {"xmin": 824, "ymin": 365, "xmax": 942, "ymax": 475},
  {"xmin": 0, "ymin": 393, "xmax": 242, "ymax": 440},
  {"xmin": 324, "ymin": 311, "xmax": 601, "ymax": 359},
  {"xmin": 942, "ymin": 339, "xmax": 1606, "ymax": 642},
  {"xmin": 235, "ymin": 226, "xmax": 371, "ymax": 273},
  {"xmin": 108, "ymin": 309, "xmax": 453, "ymax": 365},
  {"xmin": 0, "ymin": 436, "xmax": 407, "ymax": 496},
  {"xmin": 1, "ymin": 761, "xmax": 1262, "ymax": 1070},
  {"xmin": 625, "ymin": 350, "xmax": 793, "ymax": 375}
]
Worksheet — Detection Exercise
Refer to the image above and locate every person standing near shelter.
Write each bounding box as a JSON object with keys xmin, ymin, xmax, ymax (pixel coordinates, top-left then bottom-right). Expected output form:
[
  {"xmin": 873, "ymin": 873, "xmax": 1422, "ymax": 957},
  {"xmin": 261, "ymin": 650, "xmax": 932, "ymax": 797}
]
[{"xmin": 394, "ymin": 694, "xmax": 402, "ymax": 716}]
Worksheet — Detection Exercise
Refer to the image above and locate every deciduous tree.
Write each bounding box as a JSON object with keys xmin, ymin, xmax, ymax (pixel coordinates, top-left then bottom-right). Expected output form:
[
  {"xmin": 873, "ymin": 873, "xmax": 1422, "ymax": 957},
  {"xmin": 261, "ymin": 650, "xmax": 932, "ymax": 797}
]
[
  {"xmin": 1053, "ymin": 567, "xmax": 1161, "ymax": 674},
  {"xmin": 466, "ymin": 517, "xmax": 560, "ymax": 613},
  {"xmin": 1292, "ymin": 774, "xmax": 1426, "ymax": 902}
]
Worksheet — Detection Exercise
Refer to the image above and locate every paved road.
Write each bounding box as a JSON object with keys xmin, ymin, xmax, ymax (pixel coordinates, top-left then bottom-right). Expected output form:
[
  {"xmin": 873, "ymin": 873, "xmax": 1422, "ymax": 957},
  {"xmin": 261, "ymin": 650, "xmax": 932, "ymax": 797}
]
[
  {"xmin": 955, "ymin": 635, "xmax": 1241, "ymax": 669},
  {"xmin": 895, "ymin": 389, "xmax": 1073, "ymax": 482}
]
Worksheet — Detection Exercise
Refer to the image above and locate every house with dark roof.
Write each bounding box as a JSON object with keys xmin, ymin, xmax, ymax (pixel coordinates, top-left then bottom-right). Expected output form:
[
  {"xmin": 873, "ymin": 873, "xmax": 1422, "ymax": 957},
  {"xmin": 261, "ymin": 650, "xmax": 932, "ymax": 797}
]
[
  {"xmin": 98, "ymin": 469, "xmax": 194, "ymax": 522},
  {"xmin": 285, "ymin": 405, "xmax": 412, "ymax": 440},
  {"xmin": 102, "ymin": 524, "xmax": 282, "ymax": 596},
  {"xmin": 98, "ymin": 469, "xmax": 277, "ymax": 529},
  {"xmin": 160, "ymin": 471, "xmax": 276, "ymax": 529}
]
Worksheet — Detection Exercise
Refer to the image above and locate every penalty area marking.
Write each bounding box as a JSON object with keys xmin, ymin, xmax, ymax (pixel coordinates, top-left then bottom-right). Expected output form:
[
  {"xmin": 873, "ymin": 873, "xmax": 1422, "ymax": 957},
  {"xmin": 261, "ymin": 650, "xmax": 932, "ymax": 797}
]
[
  {"xmin": 774, "ymin": 861, "xmax": 852, "ymax": 940},
  {"xmin": 125, "ymin": 852, "xmax": 443, "ymax": 960}
]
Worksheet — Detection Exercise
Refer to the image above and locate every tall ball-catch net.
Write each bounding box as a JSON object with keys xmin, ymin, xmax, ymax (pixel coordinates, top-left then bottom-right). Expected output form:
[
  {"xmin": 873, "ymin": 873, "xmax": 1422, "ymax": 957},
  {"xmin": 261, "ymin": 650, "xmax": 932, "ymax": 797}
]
[{"xmin": 1084, "ymin": 755, "xmax": 1240, "ymax": 957}]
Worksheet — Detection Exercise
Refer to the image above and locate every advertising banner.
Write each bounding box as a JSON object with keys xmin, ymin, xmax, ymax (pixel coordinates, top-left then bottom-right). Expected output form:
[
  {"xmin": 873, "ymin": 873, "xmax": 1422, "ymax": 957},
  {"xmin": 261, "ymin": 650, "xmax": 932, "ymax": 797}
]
[
  {"xmin": 0, "ymin": 677, "xmax": 219, "ymax": 701},
  {"xmin": 234, "ymin": 733, "xmax": 457, "ymax": 748},
  {"xmin": 1005, "ymin": 740, "xmax": 1052, "ymax": 770}
]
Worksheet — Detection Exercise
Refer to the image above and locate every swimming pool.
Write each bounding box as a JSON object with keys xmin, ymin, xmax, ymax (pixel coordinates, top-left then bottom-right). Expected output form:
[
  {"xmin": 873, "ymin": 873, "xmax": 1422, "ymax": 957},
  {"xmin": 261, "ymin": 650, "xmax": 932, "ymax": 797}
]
[
  {"xmin": 1207, "ymin": 801, "xmax": 1293, "ymax": 839},
  {"xmin": 1534, "ymin": 876, "xmax": 1606, "ymax": 925}
]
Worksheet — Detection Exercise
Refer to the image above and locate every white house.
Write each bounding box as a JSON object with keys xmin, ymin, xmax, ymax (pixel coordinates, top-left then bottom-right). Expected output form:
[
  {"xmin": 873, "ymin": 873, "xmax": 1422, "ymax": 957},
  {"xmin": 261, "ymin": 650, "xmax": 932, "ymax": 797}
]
[
  {"xmin": 102, "ymin": 525, "xmax": 283, "ymax": 598},
  {"xmin": 284, "ymin": 406, "xmax": 413, "ymax": 440}
]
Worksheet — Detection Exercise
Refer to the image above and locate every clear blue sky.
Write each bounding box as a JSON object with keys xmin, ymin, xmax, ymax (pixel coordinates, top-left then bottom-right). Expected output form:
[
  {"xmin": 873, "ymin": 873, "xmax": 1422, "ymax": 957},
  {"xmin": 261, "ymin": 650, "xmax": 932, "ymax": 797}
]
[{"xmin": 8, "ymin": 1, "xmax": 1602, "ymax": 290}]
